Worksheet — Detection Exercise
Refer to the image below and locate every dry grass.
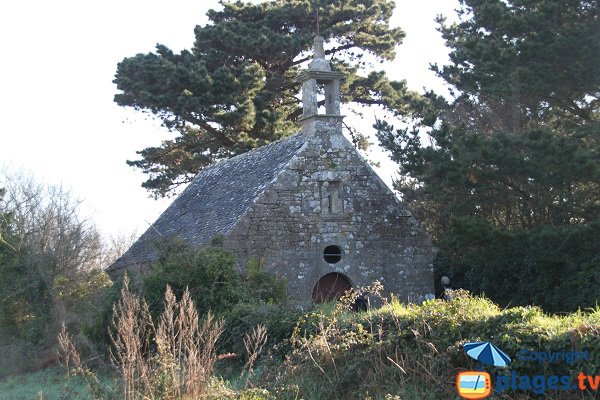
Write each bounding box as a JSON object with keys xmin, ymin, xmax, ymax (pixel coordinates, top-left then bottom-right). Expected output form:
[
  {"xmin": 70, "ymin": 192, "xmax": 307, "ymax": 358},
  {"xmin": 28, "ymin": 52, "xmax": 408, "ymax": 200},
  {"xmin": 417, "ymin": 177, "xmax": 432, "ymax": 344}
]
[
  {"xmin": 109, "ymin": 276, "xmax": 225, "ymax": 399},
  {"xmin": 58, "ymin": 324, "xmax": 106, "ymax": 399},
  {"xmin": 242, "ymin": 324, "xmax": 268, "ymax": 385}
]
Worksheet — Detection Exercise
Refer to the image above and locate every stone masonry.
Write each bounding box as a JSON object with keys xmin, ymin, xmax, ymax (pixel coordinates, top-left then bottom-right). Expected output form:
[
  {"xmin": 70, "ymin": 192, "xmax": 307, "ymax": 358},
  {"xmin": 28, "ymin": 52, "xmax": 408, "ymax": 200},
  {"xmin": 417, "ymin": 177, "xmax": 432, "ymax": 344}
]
[
  {"xmin": 108, "ymin": 36, "xmax": 436, "ymax": 306},
  {"xmin": 223, "ymin": 115, "xmax": 435, "ymax": 305}
]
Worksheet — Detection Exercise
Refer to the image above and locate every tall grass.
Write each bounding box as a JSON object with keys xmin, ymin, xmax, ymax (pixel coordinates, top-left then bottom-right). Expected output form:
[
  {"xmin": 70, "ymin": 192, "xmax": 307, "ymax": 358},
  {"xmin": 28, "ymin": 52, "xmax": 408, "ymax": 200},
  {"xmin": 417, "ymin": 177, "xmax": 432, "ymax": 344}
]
[
  {"xmin": 109, "ymin": 277, "xmax": 226, "ymax": 399},
  {"xmin": 58, "ymin": 275, "xmax": 232, "ymax": 399},
  {"xmin": 52, "ymin": 281, "xmax": 600, "ymax": 399}
]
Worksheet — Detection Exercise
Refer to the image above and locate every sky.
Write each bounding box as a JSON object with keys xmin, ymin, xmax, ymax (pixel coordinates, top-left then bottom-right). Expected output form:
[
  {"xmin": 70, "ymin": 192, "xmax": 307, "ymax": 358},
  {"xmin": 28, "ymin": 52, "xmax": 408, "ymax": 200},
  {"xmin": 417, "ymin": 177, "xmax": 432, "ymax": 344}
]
[{"xmin": 0, "ymin": 0, "xmax": 459, "ymax": 240}]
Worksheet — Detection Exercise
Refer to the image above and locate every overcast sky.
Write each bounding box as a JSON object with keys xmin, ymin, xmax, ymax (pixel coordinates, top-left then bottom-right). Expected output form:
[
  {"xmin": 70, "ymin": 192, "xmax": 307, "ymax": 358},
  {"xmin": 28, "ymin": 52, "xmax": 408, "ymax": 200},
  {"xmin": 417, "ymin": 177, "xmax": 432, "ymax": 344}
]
[{"xmin": 0, "ymin": 0, "xmax": 458, "ymax": 239}]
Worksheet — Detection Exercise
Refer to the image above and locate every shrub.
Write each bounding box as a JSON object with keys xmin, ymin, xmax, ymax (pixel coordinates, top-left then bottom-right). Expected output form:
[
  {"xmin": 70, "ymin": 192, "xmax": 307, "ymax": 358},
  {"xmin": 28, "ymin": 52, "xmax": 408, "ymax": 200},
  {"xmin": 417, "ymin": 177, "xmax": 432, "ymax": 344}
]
[
  {"xmin": 267, "ymin": 289, "xmax": 600, "ymax": 399},
  {"xmin": 245, "ymin": 257, "xmax": 287, "ymax": 304},
  {"xmin": 81, "ymin": 278, "xmax": 124, "ymax": 350},
  {"xmin": 143, "ymin": 238, "xmax": 245, "ymax": 316},
  {"xmin": 221, "ymin": 302, "xmax": 304, "ymax": 357},
  {"xmin": 440, "ymin": 218, "xmax": 600, "ymax": 312},
  {"xmin": 0, "ymin": 172, "xmax": 111, "ymax": 348}
]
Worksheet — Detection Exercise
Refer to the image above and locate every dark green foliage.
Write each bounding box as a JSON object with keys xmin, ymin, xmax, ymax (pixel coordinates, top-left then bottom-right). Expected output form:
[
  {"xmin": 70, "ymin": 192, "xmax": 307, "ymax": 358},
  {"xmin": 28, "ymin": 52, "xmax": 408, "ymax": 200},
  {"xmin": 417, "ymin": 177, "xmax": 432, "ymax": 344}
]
[
  {"xmin": 245, "ymin": 257, "xmax": 287, "ymax": 304},
  {"xmin": 87, "ymin": 241, "xmax": 294, "ymax": 352},
  {"xmin": 220, "ymin": 302, "xmax": 304, "ymax": 357},
  {"xmin": 143, "ymin": 238, "xmax": 244, "ymax": 316},
  {"xmin": 377, "ymin": 120, "xmax": 600, "ymax": 313},
  {"xmin": 376, "ymin": 0, "xmax": 600, "ymax": 232},
  {"xmin": 377, "ymin": 122, "xmax": 600, "ymax": 236},
  {"xmin": 377, "ymin": 0, "xmax": 600, "ymax": 312},
  {"xmin": 434, "ymin": 0, "xmax": 600, "ymax": 123},
  {"xmin": 0, "ymin": 190, "xmax": 45, "ymax": 342},
  {"xmin": 113, "ymin": 0, "xmax": 418, "ymax": 197},
  {"xmin": 440, "ymin": 219, "xmax": 600, "ymax": 312},
  {"xmin": 0, "ymin": 246, "xmax": 51, "ymax": 343},
  {"xmin": 81, "ymin": 278, "xmax": 124, "ymax": 348},
  {"xmin": 0, "ymin": 192, "xmax": 40, "ymax": 341},
  {"xmin": 268, "ymin": 291, "xmax": 600, "ymax": 399},
  {"xmin": 0, "ymin": 175, "xmax": 110, "ymax": 348}
]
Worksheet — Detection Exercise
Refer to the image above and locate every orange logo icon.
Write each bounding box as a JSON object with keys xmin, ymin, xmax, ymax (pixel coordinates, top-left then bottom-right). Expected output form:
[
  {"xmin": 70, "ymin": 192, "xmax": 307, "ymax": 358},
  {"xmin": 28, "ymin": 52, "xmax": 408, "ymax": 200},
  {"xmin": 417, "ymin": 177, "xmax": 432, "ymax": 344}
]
[{"xmin": 456, "ymin": 371, "xmax": 492, "ymax": 399}]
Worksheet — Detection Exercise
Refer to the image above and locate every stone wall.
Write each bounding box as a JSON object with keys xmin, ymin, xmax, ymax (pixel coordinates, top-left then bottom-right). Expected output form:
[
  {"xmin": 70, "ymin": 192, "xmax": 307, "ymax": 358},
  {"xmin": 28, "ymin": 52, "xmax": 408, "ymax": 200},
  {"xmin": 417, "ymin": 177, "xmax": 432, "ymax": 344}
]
[{"xmin": 224, "ymin": 116, "xmax": 436, "ymax": 307}]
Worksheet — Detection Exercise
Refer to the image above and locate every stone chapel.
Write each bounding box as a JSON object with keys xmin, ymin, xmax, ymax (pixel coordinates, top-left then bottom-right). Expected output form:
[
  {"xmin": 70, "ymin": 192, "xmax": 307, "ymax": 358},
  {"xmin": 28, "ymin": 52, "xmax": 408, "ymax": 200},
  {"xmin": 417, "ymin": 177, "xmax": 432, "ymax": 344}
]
[{"xmin": 108, "ymin": 36, "xmax": 436, "ymax": 306}]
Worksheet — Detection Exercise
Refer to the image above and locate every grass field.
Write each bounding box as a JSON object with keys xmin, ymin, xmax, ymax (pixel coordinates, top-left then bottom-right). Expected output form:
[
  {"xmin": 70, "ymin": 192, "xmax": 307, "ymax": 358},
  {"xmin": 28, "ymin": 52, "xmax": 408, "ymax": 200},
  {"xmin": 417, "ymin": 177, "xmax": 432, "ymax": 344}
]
[
  {"xmin": 1, "ymin": 291, "xmax": 599, "ymax": 399},
  {"xmin": 0, "ymin": 367, "xmax": 113, "ymax": 400}
]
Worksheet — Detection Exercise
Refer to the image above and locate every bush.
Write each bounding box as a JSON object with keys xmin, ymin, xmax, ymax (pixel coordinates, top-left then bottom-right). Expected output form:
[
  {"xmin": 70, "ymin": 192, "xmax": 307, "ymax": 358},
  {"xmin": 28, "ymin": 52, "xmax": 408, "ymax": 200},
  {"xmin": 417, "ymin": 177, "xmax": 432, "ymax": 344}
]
[
  {"xmin": 143, "ymin": 238, "xmax": 245, "ymax": 316},
  {"xmin": 81, "ymin": 278, "xmax": 124, "ymax": 349},
  {"xmin": 0, "ymin": 171, "xmax": 111, "ymax": 374},
  {"xmin": 266, "ymin": 290, "xmax": 600, "ymax": 399},
  {"xmin": 245, "ymin": 257, "xmax": 287, "ymax": 304},
  {"xmin": 221, "ymin": 302, "xmax": 304, "ymax": 358},
  {"xmin": 87, "ymin": 239, "xmax": 293, "ymax": 354},
  {"xmin": 439, "ymin": 218, "xmax": 600, "ymax": 312}
]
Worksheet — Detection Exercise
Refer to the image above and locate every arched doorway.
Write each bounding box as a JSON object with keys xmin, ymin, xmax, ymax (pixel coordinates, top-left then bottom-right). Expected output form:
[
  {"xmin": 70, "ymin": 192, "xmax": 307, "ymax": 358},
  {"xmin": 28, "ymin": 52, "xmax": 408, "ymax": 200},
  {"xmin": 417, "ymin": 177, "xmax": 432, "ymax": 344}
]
[{"xmin": 312, "ymin": 273, "xmax": 352, "ymax": 303}]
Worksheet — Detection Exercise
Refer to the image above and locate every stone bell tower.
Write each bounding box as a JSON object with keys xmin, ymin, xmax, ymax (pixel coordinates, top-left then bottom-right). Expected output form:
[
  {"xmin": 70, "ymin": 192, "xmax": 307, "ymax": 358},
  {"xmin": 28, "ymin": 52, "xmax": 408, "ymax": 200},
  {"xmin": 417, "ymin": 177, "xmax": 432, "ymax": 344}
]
[{"xmin": 296, "ymin": 35, "xmax": 345, "ymax": 135}]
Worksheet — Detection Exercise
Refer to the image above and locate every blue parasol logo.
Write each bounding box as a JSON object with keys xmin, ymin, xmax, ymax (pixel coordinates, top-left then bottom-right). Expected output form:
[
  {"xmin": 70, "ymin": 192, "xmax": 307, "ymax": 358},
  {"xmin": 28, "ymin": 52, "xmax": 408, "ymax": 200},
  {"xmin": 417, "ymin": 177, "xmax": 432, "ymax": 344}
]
[{"xmin": 463, "ymin": 341, "xmax": 511, "ymax": 367}]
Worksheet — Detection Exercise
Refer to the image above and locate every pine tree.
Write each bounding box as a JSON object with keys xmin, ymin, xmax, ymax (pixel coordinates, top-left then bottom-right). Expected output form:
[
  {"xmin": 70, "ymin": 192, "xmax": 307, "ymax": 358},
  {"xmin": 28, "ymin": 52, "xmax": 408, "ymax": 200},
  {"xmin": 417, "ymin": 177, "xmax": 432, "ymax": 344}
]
[
  {"xmin": 114, "ymin": 0, "xmax": 416, "ymax": 197},
  {"xmin": 376, "ymin": 0, "xmax": 600, "ymax": 311},
  {"xmin": 378, "ymin": 0, "xmax": 600, "ymax": 235}
]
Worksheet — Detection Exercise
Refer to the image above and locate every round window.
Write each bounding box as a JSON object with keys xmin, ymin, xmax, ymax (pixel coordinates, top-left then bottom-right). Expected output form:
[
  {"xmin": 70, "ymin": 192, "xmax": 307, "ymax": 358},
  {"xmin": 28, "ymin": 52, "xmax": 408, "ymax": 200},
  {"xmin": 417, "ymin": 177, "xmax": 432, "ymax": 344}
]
[{"xmin": 323, "ymin": 245, "xmax": 342, "ymax": 264}]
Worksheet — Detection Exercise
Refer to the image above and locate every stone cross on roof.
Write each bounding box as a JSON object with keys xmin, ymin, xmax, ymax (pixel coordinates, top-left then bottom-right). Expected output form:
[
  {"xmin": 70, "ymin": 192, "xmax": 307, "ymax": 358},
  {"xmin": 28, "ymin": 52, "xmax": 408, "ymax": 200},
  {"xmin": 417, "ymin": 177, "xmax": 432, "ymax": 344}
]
[{"xmin": 309, "ymin": 35, "xmax": 330, "ymax": 72}]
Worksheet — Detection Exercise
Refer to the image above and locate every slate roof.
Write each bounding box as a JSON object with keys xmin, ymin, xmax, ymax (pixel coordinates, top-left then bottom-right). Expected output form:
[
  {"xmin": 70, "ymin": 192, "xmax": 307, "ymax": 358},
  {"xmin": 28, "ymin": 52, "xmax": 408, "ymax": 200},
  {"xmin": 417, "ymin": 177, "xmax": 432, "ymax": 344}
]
[{"xmin": 109, "ymin": 132, "xmax": 306, "ymax": 273}]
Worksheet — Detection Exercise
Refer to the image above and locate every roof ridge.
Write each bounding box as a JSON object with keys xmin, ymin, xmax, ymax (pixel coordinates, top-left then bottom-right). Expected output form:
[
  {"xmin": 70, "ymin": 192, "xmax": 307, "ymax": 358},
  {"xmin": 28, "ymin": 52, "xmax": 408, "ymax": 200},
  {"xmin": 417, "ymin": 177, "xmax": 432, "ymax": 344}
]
[{"xmin": 192, "ymin": 131, "xmax": 304, "ymax": 178}]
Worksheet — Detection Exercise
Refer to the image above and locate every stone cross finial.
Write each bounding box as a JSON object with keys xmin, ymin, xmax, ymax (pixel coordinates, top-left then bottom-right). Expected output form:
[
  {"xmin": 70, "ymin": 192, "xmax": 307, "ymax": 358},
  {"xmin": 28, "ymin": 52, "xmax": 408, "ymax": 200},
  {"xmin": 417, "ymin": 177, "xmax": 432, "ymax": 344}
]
[
  {"xmin": 309, "ymin": 35, "xmax": 331, "ymax": 72},
  {"xmin": 313, "ymin": 35, "xmax": 325, "ymax": 59}
]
